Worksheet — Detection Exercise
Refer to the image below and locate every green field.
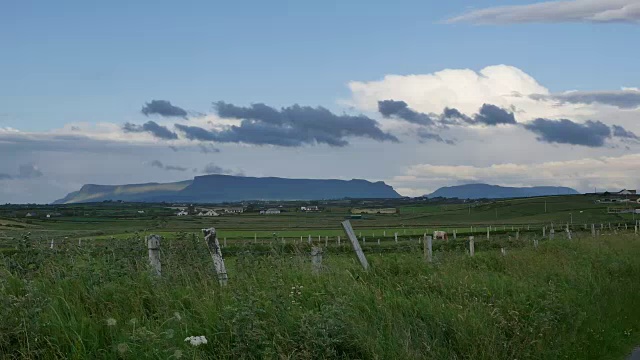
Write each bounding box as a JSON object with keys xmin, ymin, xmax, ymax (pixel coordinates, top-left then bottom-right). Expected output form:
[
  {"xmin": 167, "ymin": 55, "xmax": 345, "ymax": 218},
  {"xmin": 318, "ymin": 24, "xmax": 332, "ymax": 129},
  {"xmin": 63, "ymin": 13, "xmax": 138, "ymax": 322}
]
[{"xmin": 1, "ymin": 195, "xmax": 640, "ymax": 359}]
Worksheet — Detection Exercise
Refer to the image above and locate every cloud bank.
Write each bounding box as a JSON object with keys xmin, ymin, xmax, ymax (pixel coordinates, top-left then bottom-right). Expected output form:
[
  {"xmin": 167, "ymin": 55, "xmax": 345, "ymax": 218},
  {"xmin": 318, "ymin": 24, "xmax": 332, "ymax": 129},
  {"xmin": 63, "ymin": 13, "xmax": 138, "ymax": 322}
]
[
  {"xmin": 446, "ymin": 0, "xmax": 640, "ymax": 24},
  {"xmin": 174, "ymin": 102, "xmax": 399, "ymax": 147},
  {"xmin": 123, "ymin": 121, "xmax": 178, "ymax": 140}
]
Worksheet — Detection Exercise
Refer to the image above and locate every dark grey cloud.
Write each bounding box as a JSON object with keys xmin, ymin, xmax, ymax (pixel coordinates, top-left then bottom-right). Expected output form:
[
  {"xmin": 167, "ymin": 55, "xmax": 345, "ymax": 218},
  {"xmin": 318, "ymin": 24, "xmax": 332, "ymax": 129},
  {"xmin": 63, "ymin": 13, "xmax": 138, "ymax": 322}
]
[
  {"xmin": 473, "ymin": 104, "xmax": 516, "ymax": 125},
  {"xmin": 416, "ymin": 129, "xmax": 455, "ymax": 145},
  {"xmin": 123, "ymin": 121, "xmax": 178, "ymax": 140},
  {"xmin": 174, "ymin": 102, "xmax": 398, "ymax": 147},
  {"xmin": 524, "ymin": 119, "xmax": 612, "ymax": 147},
  {"xmin": 141, "ymin": 100, "xmax": 188, "ymax": 118},
  {"xmin": 612, "ymin": 125, "xmax": 640, "ymax": 140},
  {"xmin": 530, "ymin": 90, "xmax": 640, "ymax": 109},
  {"xmin": 378, "ymin": 100, "xmax": 435, "ymax": 126},
  {"xmin": 148, "ymin": 160, "xmax": 188, "ymax": 171},
  {"xmin": 0, "ymin": 164, "xmax": 44, "ymax": 181},
  {"xmin": 378, "ymin": 100, "xmax": 515, "ymax": 127}
]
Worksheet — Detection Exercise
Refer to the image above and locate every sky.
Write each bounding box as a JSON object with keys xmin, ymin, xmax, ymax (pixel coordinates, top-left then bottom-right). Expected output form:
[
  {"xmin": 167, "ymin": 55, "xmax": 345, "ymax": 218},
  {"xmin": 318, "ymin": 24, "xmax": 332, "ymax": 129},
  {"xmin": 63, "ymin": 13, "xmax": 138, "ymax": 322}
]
[{"xmin": 1, "ymin": 0, "xmax": 640, "ymax": 203}]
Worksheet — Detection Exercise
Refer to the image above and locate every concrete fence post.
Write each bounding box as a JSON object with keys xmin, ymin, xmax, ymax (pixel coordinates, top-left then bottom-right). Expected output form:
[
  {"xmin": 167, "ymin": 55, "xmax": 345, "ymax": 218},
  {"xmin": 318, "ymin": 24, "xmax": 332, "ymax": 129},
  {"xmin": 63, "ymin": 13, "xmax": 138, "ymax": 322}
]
[{"xmin": 147, "ymin": 235, "xmax": 161, "ymax": 277}]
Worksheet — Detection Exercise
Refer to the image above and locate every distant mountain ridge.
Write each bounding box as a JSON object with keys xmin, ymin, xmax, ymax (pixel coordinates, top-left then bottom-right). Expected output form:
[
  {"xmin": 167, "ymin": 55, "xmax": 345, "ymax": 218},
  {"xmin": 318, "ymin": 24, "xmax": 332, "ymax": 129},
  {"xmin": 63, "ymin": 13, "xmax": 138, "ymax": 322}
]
[
  {"xmin": 53, "ymin": 175, "xmax": 401, "ymax": 204},
  {"xmin": 426, "ymin": 183, "xmax": 579, "ymax": 199}
]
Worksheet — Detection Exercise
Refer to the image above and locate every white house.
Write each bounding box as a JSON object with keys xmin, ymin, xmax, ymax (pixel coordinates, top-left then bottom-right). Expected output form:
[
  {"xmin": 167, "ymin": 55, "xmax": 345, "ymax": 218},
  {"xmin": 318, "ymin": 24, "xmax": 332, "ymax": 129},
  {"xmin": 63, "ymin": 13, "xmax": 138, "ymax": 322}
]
[
  {"xmin": 176, "ymin": 210, "xmax": 189, "ymax": 216},
  {"xmin": 197, "ymin": 210, "xmax": 219, "ymax": 217},
  {"xmin": 301, "ymin": 206, "xmax": 320, "ymax": 212}
]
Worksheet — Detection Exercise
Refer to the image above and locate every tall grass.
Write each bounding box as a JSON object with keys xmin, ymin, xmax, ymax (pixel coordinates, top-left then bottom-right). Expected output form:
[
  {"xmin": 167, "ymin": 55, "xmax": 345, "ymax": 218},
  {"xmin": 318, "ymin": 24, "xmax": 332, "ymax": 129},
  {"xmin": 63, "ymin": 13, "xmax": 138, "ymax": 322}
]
[{"xmin": 2, "ymin": 233, "xmax": 640, "ymax": 359}]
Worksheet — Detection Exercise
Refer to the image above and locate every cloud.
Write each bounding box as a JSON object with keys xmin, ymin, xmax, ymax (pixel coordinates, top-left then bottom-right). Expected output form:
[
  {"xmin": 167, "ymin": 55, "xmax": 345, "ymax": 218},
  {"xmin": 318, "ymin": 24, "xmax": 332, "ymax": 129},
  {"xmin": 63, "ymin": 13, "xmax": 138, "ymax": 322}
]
[
  {"xmin": 174, "ymin": 102, "xmax": 399, "ymax": 147},
  {"xmin": 198, "ymin": 143, "xmax": 221, "ymax": 154},
  {"xmin": 391, "ymin": 153, "xmax": 640, "ymax": 195},
  {"xmin": 0, "ymin": 164, "xmax": 44, "ymax": 180},
  {"xmin": 530, "ymin": 89, "xmax": 640, "ymax": 109},
  {"xmin": 141, "ymin": 100, "xmax": 188, "ymax": 118},
  {"xmin": 199, "ymin": 162, "xmax": 243, "ymax": 176},
  {"xmin": 524, "ymin": 119, "xmax": 615, "ymax": 147},
  {"xmin": 148, "ymin": 160, "xmax": 188, "ymax": 171},
  {"xmin": 473, "ymin": 104, "xmax": 517, "ymax": 125},
  {"xmin": 612, "ymin": 124, "xmax": 640, "ymax": 140},
  {"xmin": 446, "ymin": 0, "xmax": 640, "ymax": 24},
  {"xmin": 347, "ymin": 65, "xmax": 571, "ymax": 122},
  {"xmin": 378, "ymin": 100, "xmax": 434, "ymax": 125},
  {"xmin": 416, "ymin": 129, "xmax": 455, "ymax": 145},
  {"xmin": 123, "ymin": 121, "xmax": 178, "ymax": 140}
]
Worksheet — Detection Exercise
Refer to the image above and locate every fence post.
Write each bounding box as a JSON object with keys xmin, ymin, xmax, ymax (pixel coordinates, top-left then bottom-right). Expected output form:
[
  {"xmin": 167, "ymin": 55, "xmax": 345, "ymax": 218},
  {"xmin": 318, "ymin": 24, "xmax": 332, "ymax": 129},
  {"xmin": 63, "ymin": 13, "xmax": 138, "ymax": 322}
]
[
  {"xmin": 338, "ymin": 236, "xmax": 341, "ymax": 245},
  {"xmin": 425, "ymin": 235, "xmax": 433, "ymax": 262},
  {"xmin": 534, "ymin": 239, "xmax": 539, "ymax": 248},
  {"xmin": 147, "ymin": 235, "xmax": 161, "ymax": 277},
  {"xmin": 543, "ymin": 227, "xmax": 546, "ymax": 237},
  {"xmin": 341, "ymin": 220, "xmax": 369, "ymax": 270},
  {"xmin": 203, "ymin": 228, "xmax": 228, "ymax": 286},
  {"xmin": 501, "ymin": 248, "xmax": 506, "ymax": 256},
  {"xmin": 394, "ymin": 232, "xmax": 398, "ymax": 242},
  {"xmin": 487, "ymin": 227, "xmax": 490, "ymax": 240},
  {"xmin": 516, "ymin": 231, "xmax": 519, "ymax": 240},
  {"xmin": 453, "ymin": 230, "xmax": 457, "ymax": 240},
  {"xmin": 377, "ymin": 238, "xmax": 380, "ymax": 245},
  {"xmin": 469, "ymin": 236, "xmax": 475, "ymax": 257},
  {"xmin": 308, "ymin": 235, "xmax": 312, "ymax": 244},
  {"xmin": 566, "ymin": 228, "xmax": 572, "ymax": 240},
  {"xmin": 325, "ymin": 236, "xmax": 328, "ymax": 247},
  {"xmin": 592, "ymin": 224, "xmax": 596, "ymax": 237},
  {"xmin": 549, "ymin": 229, "xmax": 555, "ymax": 240},
  {"xmin": 311, "ymin": 246, "xmax": 322, "ymax": 274}
]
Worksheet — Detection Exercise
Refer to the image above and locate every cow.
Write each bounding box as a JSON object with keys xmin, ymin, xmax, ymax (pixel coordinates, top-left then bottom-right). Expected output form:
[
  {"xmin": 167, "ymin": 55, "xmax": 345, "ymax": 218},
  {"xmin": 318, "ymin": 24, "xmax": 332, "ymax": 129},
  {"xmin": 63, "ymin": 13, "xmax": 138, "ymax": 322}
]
[{"xmin": 433, "ymin": 231, "xmax": 448, "ymax": 241}]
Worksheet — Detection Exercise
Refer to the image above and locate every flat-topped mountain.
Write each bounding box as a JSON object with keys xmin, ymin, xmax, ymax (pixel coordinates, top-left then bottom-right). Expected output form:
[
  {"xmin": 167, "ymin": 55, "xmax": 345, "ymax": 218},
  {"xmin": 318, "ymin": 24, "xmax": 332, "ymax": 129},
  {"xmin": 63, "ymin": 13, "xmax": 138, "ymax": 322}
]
[
  {"xmin": 53, "ymin": 175, "xmax": 401, "ymax": 204},
  {"xmin": 425, "ymin": 183, "xmax": 579, "ymax": 199}
]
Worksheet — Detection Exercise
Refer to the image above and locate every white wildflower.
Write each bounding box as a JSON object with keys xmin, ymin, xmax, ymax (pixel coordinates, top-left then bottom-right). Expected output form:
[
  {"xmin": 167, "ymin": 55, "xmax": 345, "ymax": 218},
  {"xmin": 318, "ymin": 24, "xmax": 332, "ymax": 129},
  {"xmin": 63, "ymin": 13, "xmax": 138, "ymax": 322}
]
[
  {"xmin": 174, "ymin": 311, "xmax": 182, "ymax": 321},
  {"xmin": 173, "ymin": 349, "xmax": 183, "ymax": 358},
  {"xmin": 184, "ymin": 335, "xmax": 208, "ymax": 346},
  {"xmin": 106, "ymin": 318, "xmax": 117, "ymax": 326}
]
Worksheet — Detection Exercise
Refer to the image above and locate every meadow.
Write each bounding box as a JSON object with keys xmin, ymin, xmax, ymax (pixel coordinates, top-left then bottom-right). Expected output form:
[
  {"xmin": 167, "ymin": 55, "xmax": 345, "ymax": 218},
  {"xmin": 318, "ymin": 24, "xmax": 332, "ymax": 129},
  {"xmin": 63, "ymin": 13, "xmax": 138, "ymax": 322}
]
[{"xmin": 1, "ymin": 195, "xmax": 640, "ymax": 359}]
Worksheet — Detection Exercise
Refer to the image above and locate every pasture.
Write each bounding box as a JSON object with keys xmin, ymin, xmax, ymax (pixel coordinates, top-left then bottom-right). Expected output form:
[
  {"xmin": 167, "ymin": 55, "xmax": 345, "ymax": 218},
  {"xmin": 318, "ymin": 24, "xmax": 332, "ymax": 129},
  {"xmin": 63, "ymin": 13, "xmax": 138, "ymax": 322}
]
[{"xmin": 1, "ymin": 194, "xmax": 640, "ymax": 359}]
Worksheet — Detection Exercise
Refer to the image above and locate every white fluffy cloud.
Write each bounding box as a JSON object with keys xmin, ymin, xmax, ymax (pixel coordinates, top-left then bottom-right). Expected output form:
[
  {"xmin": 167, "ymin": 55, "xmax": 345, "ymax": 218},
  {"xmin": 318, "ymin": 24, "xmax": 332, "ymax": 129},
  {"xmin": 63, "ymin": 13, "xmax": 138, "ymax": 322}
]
[
  {"xmin": 346, "ymin": 65, "xmax": 605, "ymax": 123},
  {"xmin": 446, "ymin": 0, "xmax": 640, "ymax": 24}
]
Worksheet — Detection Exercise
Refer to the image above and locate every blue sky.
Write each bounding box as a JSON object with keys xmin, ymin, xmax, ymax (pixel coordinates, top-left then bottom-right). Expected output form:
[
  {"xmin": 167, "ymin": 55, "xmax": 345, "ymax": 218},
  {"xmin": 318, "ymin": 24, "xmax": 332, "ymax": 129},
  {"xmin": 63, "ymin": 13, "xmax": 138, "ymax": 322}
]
[
  {"xmin": 1, "ymin": 0, "xmax": 640, "ymax": 203},
  {"xmin": 2, "ymin": 0, "xmax": 638, "ymax": 131}
]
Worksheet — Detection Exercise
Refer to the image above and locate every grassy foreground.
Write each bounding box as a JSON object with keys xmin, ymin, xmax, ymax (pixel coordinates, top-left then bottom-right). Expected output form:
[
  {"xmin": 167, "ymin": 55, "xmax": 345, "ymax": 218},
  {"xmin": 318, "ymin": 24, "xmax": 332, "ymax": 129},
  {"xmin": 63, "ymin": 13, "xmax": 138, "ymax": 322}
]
[{"xmin": 2, "ymin": 234, "xmax": 640, "ymax": 359}]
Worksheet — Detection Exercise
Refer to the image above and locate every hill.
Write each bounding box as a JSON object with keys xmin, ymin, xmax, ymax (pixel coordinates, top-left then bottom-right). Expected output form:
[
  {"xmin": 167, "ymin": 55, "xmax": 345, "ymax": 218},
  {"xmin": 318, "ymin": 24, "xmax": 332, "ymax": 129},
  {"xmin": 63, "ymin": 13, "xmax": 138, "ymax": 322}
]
[
  {"xmin": 53, "ymin": 175, "xmax": 401, "ymax": 204},
  {"xmin": 426, "ymin": 183, "xmax": 579, "ymax": 199}
]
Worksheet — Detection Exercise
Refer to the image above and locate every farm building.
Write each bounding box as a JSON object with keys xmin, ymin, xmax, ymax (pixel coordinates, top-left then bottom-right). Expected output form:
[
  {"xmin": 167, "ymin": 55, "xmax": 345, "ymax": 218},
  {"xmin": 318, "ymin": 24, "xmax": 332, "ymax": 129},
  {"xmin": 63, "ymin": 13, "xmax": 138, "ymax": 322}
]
[
  {"xmin": 176, "ymin": 210, "xmax": 189, "ymax": 216},
  {"xmin": 618, "ymin": 189, "xmax": 637, "ymax": 195},
  {"xmin": 197, "ymin": 210, "xmax": 219, "ymax": 217},
  {"xmin": 25, "ymin": 212, "xmax": 37, "ymax": 217},
  {"xmin": 351, "ymin": 208, "xmax": 397, "ymax": 215},
  {"xmin": 260, "ymin": 208, "xmax": 281, "ymax": 215}
]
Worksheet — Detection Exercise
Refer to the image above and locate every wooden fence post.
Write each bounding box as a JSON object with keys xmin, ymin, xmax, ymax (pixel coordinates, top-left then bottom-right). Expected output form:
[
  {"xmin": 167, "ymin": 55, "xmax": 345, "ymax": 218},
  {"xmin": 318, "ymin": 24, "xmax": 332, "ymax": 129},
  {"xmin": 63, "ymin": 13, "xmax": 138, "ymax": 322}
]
[
  {"xmin": 325, "ymin": 236, "xmax": 328, "ymax": 247},
  {"xmin": 501, "ymin": 248, "xmax": 506, "ymax": 256},
  {"xmin": 394, "ymin": 232, "xmax": 398, "ymax": 242},
  {"xmin": 203, "ymin": 228, "xmax": 228, "ymax": 286},
  {"xmin": 592, "ymin": 224, "xmax": 596, "ymax": 237},
  {"xmin": 487, "ymin": 227, "xmax": 490, "ymax": 240},
  {"xmin": 453, "ymin": 230, "xmax": 457, "ymax": 240},
  {"xmin": 146, "ymin": 235, "xmax": 161, "ymax": 277},
  {"xmin": 549, "ymin": 229, "xmax": 555, "ymax": 240},
  {"xmin": 341, "ymin": 220, "xmax": 369, "ymax": 270},
  {"xmin": 308, "ymin": 235, "xmax": 312, "ymax": 244},
  {"xmin": 338, "ymin": 236, "xmax": 341, "ymax": 245},
  {"xmin": 469, "ymin": 236, "xmax": 475, "ymax": 257},
  {"xmin": 534, "ymin": 239, "xmax": 539, "ymax": 248},
  {"xmin": 311, "ymin": 246, "xmax": 322, "ymax": 274}
]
